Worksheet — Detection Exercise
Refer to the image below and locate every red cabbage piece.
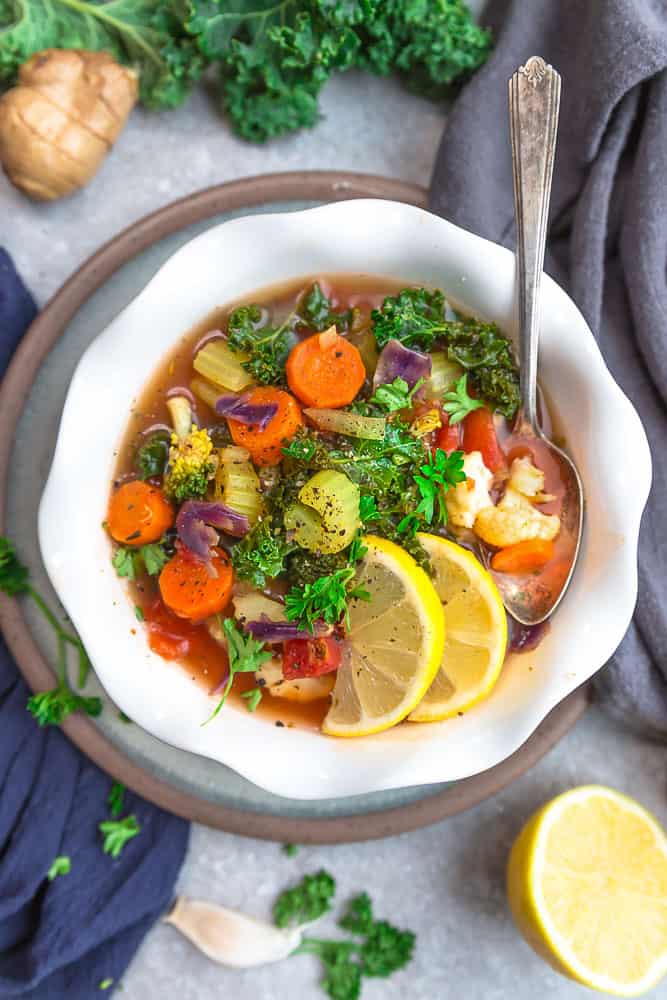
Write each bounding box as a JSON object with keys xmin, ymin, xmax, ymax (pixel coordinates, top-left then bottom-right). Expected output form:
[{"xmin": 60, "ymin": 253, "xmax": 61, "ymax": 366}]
[
  {"xmin": 245, "ymin": 616, "xmax": 332, "ymax": 643},
  {"xmin": 215, "ymin": 393, "xmax": 278, "ymax": 430},
  {"xmin": 507, "ymin": 617, "xmax": 550, "ymax": 653},
  {"xmin": 373, "ymin": 339, "xmax": 432, "ymax": 390},
  {"xmin": 177, "ymin": 501, "xmax": 250, "ymax": 562}
]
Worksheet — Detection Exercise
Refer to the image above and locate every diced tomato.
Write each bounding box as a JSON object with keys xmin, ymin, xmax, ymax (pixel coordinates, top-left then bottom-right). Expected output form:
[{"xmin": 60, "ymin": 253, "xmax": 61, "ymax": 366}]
[
  {"xmin": 434, "ymin": 414, "xmax": 460, "ymax": 454},
  {"xmin": 462, "ymin": 407, "xmax": 506, "ymax": 472},
  {"xmin": 282, "ymin": 636, "xmax": 343, "ymax": 680}
]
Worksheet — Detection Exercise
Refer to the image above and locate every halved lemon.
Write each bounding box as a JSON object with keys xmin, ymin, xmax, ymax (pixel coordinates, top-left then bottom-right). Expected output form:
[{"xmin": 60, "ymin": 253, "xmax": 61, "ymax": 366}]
[
  {"xmin": 408, "ymin": 533, "xmax": 507, "ymax": 722},
  {"xmin": 507, "ymin": 785, "xmax": 667, "ymax": 996},
  {"xmin": 322, "ymin": 535, "xmax": 444, "ymax": 738}
]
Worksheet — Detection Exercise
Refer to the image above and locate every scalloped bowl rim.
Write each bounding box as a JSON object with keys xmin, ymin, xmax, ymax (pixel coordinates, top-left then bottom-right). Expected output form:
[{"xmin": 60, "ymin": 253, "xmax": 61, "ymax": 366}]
[{"xmin": 38, "ymin": 200, "xmax": 651, "ymax": 800}]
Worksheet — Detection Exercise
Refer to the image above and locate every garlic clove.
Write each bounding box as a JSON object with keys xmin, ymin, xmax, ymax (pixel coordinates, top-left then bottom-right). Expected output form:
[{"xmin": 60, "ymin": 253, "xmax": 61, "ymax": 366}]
[{"xmin": 164, "ymin": 896, "xmax": 302, "ymax": 968}]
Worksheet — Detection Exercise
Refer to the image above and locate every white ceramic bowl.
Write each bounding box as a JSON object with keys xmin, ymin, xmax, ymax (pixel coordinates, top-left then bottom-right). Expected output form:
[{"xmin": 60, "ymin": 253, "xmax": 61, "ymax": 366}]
[{"xmin": 39, "ymin": 200, "xmax": 651, "ymax": 800}]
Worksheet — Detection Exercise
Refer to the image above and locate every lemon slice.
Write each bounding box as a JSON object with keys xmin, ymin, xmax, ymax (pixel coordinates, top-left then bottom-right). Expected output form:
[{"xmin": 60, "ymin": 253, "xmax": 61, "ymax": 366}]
[
  {"xmin": 408, "ymin": 533, "xmax": 507, "ymax": 722},
  {"xmin": 507, "ymin": 785, "xmax": 667, "ymax": 996},
  {"xmin": 322, "ymin": 535, "xmax": 444, "ymax": 738}
]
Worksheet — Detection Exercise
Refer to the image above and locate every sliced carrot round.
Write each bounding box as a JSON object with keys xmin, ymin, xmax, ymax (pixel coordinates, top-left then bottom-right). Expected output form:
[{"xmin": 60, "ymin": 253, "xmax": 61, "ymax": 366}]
[
  {"xmin": 227, "ymin": 386, "xmax": 302, "ymax": 465},
  {"xmin": 491, "ymin": 539, "xmax": 555, "ymax": 574},
  {"xmin": 107, "ymin": 480, "xmax": 174, "ymax": 546},
  {"xmin": 159, "ymin": 547, "xmax": 233, "ymax": 622},
  {"xmin": 286, "ymin": 329, "xmax": 365, "ymax": 408}
]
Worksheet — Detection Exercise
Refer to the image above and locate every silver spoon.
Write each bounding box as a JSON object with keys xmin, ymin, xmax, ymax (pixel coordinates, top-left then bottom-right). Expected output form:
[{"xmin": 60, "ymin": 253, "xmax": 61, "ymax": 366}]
[{"xmin": 486, "ymin": 57, "xmax": 583, "ymax": 626}]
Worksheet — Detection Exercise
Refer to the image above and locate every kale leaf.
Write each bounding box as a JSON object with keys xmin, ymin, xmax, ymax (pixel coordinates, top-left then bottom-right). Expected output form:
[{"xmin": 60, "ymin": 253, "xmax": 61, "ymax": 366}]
[
  {"xmin": 0, "ymin": 0, "xmax": 204, "ymax": 108},
  {"xmin": 446, "ymin": 319, "xmax": 521, "ymax": 418},
  {"xmin": 231, "ymin": 518, "xmax": 293, "ymax": 588},
  {"xmin": 185, "ymin": 0, "xmax": 491, "ymax": 142},
  {"xmin": 227, "ymin": 304, "xmax": 296, "ymax": 385},
  {"xmin": 372, "ymin": 287, "xmax": 447, "ymax": 351},
  {"xmin": 299, "ymin": 282, "xmax": 353, "ymax": 332}
]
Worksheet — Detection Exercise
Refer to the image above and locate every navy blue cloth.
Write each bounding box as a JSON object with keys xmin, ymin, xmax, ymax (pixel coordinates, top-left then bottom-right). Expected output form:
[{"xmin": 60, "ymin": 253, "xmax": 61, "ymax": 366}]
[{"xmin": 0, "ymin": 249, "xmax": 189, "ymax": 997}]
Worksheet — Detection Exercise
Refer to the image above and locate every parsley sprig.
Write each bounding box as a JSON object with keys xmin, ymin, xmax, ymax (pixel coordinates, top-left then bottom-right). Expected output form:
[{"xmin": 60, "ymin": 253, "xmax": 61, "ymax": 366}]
[
  {"xmin": 203, "ymin": 618, "xmax": 271, "ymax": 724},
  {"xmin": 413, "ymin": 448, "xmax": 466, "ymax": 526},
  {"xmin": 112, "ymin": 540, "xmax": 169, "ymax": 580},
  {"xmin": 285, "ymin": 536, "xmax": 369, "ymax": 634},
  {"xmin": 47, "ymin": 855, "xmax": 71, "ymax": 881},
  {"xmin": 442, "ymin": 374, "xmax": 484, "ymax": 424},
  {"xmin": 369, "ymin": 376, "xmax": 424, "ymax": 413},
  {"xmin": 0, "ymin": 536, "xmax": 102, "ymax": 726},
  {"xmin": 99, "ymin": 815, "xmax": 141, "ymax": 858},
  {"xmin": 274, "ymin": 872, "xmax": 416, "ymax": 1000}
]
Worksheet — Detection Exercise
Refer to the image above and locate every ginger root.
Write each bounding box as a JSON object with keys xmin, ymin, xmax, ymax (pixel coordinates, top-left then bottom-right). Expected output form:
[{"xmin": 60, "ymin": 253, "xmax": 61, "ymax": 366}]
[{"xmin": 0, "ymin": 49, "xmax": 137, "ymax": 201}]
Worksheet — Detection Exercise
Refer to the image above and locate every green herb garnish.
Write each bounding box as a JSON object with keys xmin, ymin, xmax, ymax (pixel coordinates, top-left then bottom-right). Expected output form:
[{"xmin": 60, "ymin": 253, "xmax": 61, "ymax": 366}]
[
  {"xmin": 99, "ymin": 815, "xmax": 141, "ymax": 858},
  {"xmin": 0, "ymin": 537, "xmax": 101, "ymax": 724},
  {"xmin": 285, "ymin": 536, "xmax": 368, "ymax": 633},
  {"xmin": 241, "ymin": 688, "xmax": 262, "ymax": 713},
  {"xmin": 136, "ymin": 430, "xmax": 170, "ymax": 480},
  {"xmin": 108, "ymin": 781, "xmax": 126, "ymax": 819},
  {"xmin": 299, "ymin": 282, "xmax": 353, "ymax": 332},
  {"xmin": 442, "ymin": 373, "xmax": 484, "ymax": 424},
  {"xmin": 47, "ymin": 855, "xmax": 71, "ymax": 881},
  {"xmin": 359, "ymin": 495, "xmax": 380, "ymax": 524},
  {"xmin": 282, "ymin": 436, "xmax": 317, "ymax": 462},
  {"xmin": 275, "ymin": 872, "xmax": 416, "ymax": 1000},
  {"xmin": 283, "ymin": 843, "xmax": 299, "ymax": 858},
  {"xmin": 203, "ymin": 619, "xmax": 271, "ymax": 724},
  {"xmin": 274, "ymin": 870, "xmax": 336, "ymax": 928},
  {"xmin": 99, "ymin": 980, "xmax": 114, "ymax": 992},
  {"xmin": 112, "ymin": 541, "xmax": 169, "ymax": 581},
  {"xmin": 369, "ymin": 376, "xmax": 424, "ymax": 413},
  {"xmin": 134, "ymin": 605, "xmax": 144, "ymax": 622},
  {"xmin": 231, "ymin": 519, "xmax": 294, "ymax": 589},
  {"xmin": 227, "ymin": 305, "xmax": 295, "ymax": 385},
  {"xmin": 413, "ymin": 448, "xmax": 466, "ymax": 526}
]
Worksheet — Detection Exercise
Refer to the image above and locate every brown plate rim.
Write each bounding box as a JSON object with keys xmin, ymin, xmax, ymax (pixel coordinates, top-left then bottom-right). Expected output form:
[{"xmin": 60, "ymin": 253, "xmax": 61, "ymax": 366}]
[{"xmin": 0, "ymin": 171, "xmax": 589, "ymax": 843}]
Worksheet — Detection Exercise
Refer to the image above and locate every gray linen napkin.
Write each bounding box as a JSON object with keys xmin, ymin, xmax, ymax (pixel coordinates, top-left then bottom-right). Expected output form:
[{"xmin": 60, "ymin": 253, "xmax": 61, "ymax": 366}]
[{"xmin": 430, "ymin": 0, "xmax": 667, "ymax": 737}]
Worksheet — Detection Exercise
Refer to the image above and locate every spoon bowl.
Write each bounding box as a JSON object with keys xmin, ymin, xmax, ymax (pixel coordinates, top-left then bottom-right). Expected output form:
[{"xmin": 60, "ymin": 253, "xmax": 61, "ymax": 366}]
[{"xmin": 493, "ymin": 57, "xmax": 584, "ymax": 626}]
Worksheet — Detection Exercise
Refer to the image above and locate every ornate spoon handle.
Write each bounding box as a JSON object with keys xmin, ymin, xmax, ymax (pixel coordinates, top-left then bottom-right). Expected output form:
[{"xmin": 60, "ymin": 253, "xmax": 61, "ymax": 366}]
[{"xmin": 508, "ymin": 56, "xmax": 561, "ymax": 430}]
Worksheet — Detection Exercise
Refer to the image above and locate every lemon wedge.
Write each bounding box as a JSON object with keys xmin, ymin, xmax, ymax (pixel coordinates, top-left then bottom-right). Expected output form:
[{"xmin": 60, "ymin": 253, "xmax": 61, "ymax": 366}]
[
  {"xmin": 508, "ymin": 785, "xmax": 667, "ymax": 997},
  {"xmin": 408, "ymin": 533, "xmax": 507, "ymax": 722},
  {"xmin": 322, "ymin": 535, "xmax": 444, "ymax": 738}
]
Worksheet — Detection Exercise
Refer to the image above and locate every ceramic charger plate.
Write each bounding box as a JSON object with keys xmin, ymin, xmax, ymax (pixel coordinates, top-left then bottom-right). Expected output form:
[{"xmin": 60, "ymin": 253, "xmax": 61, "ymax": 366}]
[{"xmin": 0, "ymin": 173, "xmax": 625, "ymax": 839}]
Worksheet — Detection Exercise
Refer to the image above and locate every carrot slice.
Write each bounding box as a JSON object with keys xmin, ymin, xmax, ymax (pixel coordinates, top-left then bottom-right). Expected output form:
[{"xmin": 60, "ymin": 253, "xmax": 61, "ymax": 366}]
[
  {"xmin": 462, "ymin": 408, "xmax": 506, "ymax": 473},
  {"xmin": 227, "ymin": 386, "xmax": 303, "ymax": 466},
  {"xmin": 286, "ymin": 328, "xmax": 365, "ymax": 408},
  {"xmin": 491, "ymin": 539, "xmax": 555, "ymax": 574},
  {"xmin": 107, "ymin": 480, "xmax": 174, "ymax": 546},
  {"xmin": 159, "ymin": 547, "xmax": 233, "ymax": 621}
]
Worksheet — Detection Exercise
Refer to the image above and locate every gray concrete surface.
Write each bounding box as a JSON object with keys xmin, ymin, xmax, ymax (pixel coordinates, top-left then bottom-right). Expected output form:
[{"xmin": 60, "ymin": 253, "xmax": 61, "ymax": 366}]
[{"xmin": 3, "ymin": 69, "xmax": 665, "ymax": 1000}]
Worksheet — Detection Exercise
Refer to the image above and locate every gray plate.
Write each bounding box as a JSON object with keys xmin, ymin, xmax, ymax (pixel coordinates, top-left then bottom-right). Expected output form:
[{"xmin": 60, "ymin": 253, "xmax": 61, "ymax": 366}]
[{"xmin": 1, "ymin": 174, "xmax": 587, "ymax": 841}]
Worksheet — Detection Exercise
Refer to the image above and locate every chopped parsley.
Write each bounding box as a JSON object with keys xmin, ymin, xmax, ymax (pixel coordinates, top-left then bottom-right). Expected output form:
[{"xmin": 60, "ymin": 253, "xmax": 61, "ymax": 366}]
[
  {"xmin": 275, "ymin": 872, "xmax": 416, "ymax": 1000},
  {"xmin": 203, "ymin": 619, "xmax": 271, "ymax": 724},
  {"xmin": 285, "ymin": 537, "xmax": 369, "ymax": 633},
  {"xmin": 99, "ymin": 816, "xmax": 141, "ymax": 858},
  {"xmin": 369, "ymin": 376, "xmax": 424, "ymax": 413},
  {"xmin": 241, "ymin": 688, "xmax": 262, "ymax": 712},
  {"xmin": 442, "ymin": 373, "xmax": 484, "ymax": 424},
  {"xmin": 112, "ymin": 541, "xmax": 169, "ymax": 581},
  {"xmin": 0, "ymin": 536, "xmax": 101, "ymax": 726},
  {"xmin": 108, "ymin": 781, "xmax": 126, "ymax": 818},
  {"xmin": 47, "ymin": 855, "xmax": 71, "ymax": 881},
  {"xmin": 413, "ymin": 448, "xmax": 466, "ymax": 527}
]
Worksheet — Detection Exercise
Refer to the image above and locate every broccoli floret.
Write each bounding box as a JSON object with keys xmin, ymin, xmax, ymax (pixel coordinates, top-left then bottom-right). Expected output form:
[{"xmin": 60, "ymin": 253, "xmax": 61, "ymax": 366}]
[{"xmin": 163, "ymin": 425, "xmax": 216, "ymax": 503}]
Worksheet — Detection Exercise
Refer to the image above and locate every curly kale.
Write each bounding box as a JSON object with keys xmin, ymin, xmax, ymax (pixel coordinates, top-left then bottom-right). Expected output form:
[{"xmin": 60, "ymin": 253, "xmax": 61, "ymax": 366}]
[
  {"xmin": 299, "ymin": 282, "xmax": 353, "ymax": 332},
  {"xmin": 1, "ymin": 2, "xmax": 491, "ymax": 140},
  {"xmin": 231, "ymin": 519, "xmax": 293, "ymax": 588},
  {"xmin": 372, "ymin": 287, "xmax": 448, "ymax": 351},
  {"xmin": 372, "ymin": 287, "xmax": 520, "ymax": 418},
  {"xmin": 446, "ymin": 320, "xmax": 520, "ymax": 418},
  {"xmin": 185, "ymin": 0, "xmax": 491, "ymax": 142},
  {"xmin": 226, "ymin": 305, "xmax": 296, "ymax": 386},
  {"xmin": 0, "ymin": 0, "xmax": 204, "ymax": 108}
]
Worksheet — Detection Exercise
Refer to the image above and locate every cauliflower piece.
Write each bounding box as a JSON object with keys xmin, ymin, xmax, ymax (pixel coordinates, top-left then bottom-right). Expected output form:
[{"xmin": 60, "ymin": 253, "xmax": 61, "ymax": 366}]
[
  {"xmin": 445, "ymin": 451, "xmax": 494, "ymax": 529},
  {"xmin": 254, "ymin": 658, "xmax": 334, "ymax": 703},
  {"xmin": 474, "ymin": 487, "xmax": 560, "ymax": 547},
  {"xmin": 164, "ymin": 424, "xmax": 216, "ymax": 503},
  {"xmin": 509, "ymin": 456, "xmax": 555, "ymax": 503}
]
